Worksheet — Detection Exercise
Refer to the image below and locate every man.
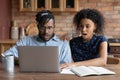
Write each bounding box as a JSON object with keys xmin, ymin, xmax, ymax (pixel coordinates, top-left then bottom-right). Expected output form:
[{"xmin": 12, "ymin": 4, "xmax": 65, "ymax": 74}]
[{"xmin": 2, "ymin": 10, "xmax": 72, "ymax": 69}]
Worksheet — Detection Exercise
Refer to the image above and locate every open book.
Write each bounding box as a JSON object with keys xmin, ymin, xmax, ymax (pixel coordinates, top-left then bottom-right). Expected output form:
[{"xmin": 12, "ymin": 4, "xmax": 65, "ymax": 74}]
[{"xmin": 71, "ymin": 66, "xmax": 116, "ymax": 77}]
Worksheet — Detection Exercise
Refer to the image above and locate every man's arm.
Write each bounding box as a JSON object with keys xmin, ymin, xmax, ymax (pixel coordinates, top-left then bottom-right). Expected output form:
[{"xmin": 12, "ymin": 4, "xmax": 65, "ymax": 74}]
[{"xmin": 2, "ymin": 36, "xmax": 29, "ymax": 57}]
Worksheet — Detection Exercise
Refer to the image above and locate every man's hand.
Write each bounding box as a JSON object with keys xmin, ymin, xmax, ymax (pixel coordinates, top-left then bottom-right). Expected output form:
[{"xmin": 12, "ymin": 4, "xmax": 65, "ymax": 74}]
[{"xmin": 60, "ymin": 34, "xmax": 71, "ymax": 41}]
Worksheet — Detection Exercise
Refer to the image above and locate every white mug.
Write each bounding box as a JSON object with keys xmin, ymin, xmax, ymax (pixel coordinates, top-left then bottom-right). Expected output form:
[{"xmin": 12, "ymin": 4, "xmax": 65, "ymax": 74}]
[{"xmin": 1, "ymin": 54, "xmax": 14, "ymax": 73}]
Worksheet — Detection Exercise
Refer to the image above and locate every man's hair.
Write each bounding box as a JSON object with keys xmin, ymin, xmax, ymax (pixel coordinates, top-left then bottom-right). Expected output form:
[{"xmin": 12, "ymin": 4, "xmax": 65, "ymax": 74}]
[
  {"xmin": 73, "ymin": 8, "xmax": 105, "ymax": 35},
  {"xmin": 36, "ymin": 10, "xmax": 55, "ymax": 28}
]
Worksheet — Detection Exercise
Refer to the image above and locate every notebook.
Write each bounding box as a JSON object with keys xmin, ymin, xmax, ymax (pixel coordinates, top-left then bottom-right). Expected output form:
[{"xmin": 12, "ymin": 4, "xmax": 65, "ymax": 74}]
[{"xmin": 18, "ymin": 46, "xmax": 60, "ymax": 73}]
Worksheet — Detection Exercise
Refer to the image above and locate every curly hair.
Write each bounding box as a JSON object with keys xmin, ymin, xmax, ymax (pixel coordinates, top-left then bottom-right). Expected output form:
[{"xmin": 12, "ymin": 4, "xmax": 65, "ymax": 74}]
[
  {"xmin": 73, "ymin": 8, "xmax": 105, "ymax": 35},
  {"xmin": 36, "ymin": 10, "xmax": 55, "ymax": 29}
]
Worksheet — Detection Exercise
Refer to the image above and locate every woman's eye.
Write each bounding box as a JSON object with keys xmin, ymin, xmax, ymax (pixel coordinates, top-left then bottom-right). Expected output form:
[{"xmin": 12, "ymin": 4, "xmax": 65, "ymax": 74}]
[{"xmin": 86, "ymin": 25, "xmax": 90, "ymax": 28}]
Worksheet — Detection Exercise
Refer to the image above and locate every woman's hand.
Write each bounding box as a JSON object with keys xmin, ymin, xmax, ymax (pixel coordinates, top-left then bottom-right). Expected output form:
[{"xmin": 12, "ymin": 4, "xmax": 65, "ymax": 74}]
[{"xmin": 60, "ymin": 63, "xmax": 75, "ymax": 69}]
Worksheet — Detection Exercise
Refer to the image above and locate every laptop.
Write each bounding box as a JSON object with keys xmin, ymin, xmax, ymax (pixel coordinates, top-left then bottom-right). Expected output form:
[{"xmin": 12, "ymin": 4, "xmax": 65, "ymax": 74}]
[{"xmin": 18, "ymin": 46, "xmax": 60, "ymax": 73}]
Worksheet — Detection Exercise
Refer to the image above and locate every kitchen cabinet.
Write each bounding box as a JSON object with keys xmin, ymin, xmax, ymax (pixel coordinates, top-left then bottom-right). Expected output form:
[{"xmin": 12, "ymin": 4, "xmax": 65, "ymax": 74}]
[
  {"xmin": 63, "ymin": 0, "xmax": 79, "ymax": 12},
  {"xmin": 34, "ymin": 0, "xmax": 49, "ymax": 11},
  {"xmin": 20, "ymin": 0, "xmax": 79, "ymax": 12},
  {"xmin": 49, "ymin": 0, "xmax": 79, "ymax": 12},
  {"xmin": 20, "ymin": 0, "xmax": 34, "ymax": 11},
  {"xmin": 49, "ymin": 0, "xmax": 63, "ymax": 12},
  {"xmin": 20, "ymin": 0, "xmax": 50, "ymax": 12}
]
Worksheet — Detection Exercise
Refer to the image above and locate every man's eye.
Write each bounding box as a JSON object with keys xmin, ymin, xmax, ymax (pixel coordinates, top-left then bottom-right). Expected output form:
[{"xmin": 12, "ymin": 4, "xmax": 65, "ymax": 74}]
[{"xmin": 47, "ymin": 26, "xmax": 53, "ymax": 29}]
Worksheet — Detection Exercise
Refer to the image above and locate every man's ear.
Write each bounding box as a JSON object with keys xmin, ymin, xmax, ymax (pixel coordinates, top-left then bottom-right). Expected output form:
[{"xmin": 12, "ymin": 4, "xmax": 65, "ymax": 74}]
[
  {"xmin": 53, "ymin": 24, "xmax": 56, "ymax": 32},
  {"xmin": 54, "ymin": 24, "xmax": 55, "ymax": 28}
]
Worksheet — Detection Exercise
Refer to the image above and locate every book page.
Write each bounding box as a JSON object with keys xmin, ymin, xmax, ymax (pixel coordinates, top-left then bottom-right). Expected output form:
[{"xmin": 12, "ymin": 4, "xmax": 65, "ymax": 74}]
[
  {"xmin": 71, "ymin": 66, "xmax": 99, "ymax": 76},
  {"xmin": 60, "ymin": 68, "xmax": 75, "ymax": 74},
  {"xmin": 88, "ymin": 66, "xmax": 116, "ymax": 75}
]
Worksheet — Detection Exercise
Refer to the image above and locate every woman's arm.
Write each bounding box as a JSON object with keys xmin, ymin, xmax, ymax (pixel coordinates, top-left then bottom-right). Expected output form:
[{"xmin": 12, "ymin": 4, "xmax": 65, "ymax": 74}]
[{"xmin": 65, "ymin": 41, "xmax": 108, "ymax": 68}]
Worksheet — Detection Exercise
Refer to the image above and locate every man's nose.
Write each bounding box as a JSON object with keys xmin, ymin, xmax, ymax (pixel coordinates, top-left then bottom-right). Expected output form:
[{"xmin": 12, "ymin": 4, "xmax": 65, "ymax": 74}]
[{"xmin": 44, "ymin": 28, "xmax": 49, "ymax": 33}]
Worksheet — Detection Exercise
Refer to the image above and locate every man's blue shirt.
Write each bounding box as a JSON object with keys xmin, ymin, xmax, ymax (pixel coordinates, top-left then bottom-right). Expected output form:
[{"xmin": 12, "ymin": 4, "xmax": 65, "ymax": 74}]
[{"xmin": 3, "ymin": 35, "xmax": 72, "ymax": 64}]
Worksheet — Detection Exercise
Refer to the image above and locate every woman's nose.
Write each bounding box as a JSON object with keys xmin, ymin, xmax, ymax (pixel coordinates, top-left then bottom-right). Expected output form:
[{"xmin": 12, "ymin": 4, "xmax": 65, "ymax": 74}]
[{"xmin": 82, "ymin": 27, "xmax": 86, "ymax": 31}]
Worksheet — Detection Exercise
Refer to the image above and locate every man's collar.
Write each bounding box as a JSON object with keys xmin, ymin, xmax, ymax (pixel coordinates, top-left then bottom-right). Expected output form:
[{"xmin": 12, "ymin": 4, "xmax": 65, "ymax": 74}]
[{"xmin": 36, "ymin": 34, "xmax": 60, "ymax": 42}]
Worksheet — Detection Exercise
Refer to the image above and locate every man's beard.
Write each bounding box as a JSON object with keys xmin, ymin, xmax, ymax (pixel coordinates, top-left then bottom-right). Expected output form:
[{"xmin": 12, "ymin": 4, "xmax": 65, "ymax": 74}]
[{"xmin": 38, "ymin": 33, "xmax": 54, "ymax": 41}]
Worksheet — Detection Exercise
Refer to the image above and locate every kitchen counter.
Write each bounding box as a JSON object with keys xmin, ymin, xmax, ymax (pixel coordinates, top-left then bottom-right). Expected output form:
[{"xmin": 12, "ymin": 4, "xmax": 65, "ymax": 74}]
[{"xmin": 0, "ymin": 39, "xmax": 17, "ymax": 54}]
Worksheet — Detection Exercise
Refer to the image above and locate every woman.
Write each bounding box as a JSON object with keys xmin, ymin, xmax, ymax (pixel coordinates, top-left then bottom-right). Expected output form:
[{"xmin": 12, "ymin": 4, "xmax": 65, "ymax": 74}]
[{"xmin": 61, "ymin": 8, "xmax": 108, "ymax": 68}]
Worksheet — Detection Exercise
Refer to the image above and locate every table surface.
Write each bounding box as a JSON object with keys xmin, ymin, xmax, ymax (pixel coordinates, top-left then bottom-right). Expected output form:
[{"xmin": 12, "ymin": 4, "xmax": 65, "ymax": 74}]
[
  {"xmin": 0, "ymin": 39, "xmax": 120, "ymax": 46},
  {"xmin": 0, "ymin": 63, "xmax": 120, "ymax": 80}
]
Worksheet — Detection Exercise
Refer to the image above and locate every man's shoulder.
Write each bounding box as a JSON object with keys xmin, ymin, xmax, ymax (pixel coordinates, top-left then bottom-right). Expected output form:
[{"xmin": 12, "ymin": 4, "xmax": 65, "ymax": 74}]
[
  {"xmin": 54, "ymin": 35, "xmax": 69, "ymax": 44},
  {"xmin": 20, "ymin": 35, "xmax": 38, "ymax": 41}
]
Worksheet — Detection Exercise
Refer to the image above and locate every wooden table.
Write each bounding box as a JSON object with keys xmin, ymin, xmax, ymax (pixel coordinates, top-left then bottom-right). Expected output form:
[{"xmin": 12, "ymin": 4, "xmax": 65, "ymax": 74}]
[
  {"xmin": 0, "ymin": 39, "xmax": 17, "ymax": 54},
  {"xmin": 0, "ymin": 64, "xmax": 120, "ymax": 80}
]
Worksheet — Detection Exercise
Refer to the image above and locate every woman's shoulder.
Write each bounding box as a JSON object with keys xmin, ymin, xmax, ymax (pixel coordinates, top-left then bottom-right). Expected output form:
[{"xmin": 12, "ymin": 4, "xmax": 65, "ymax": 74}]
[
  {"xmin": 93, "ymin": 35, "xmax": 107, "ymax": 43},
  {"xmin": 70, "ymin": 36, "xmax": 82, "ymax": 42},
  {"xmin": 94, "ymin": 35, "xmax": 107, "ymax": 41}
]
